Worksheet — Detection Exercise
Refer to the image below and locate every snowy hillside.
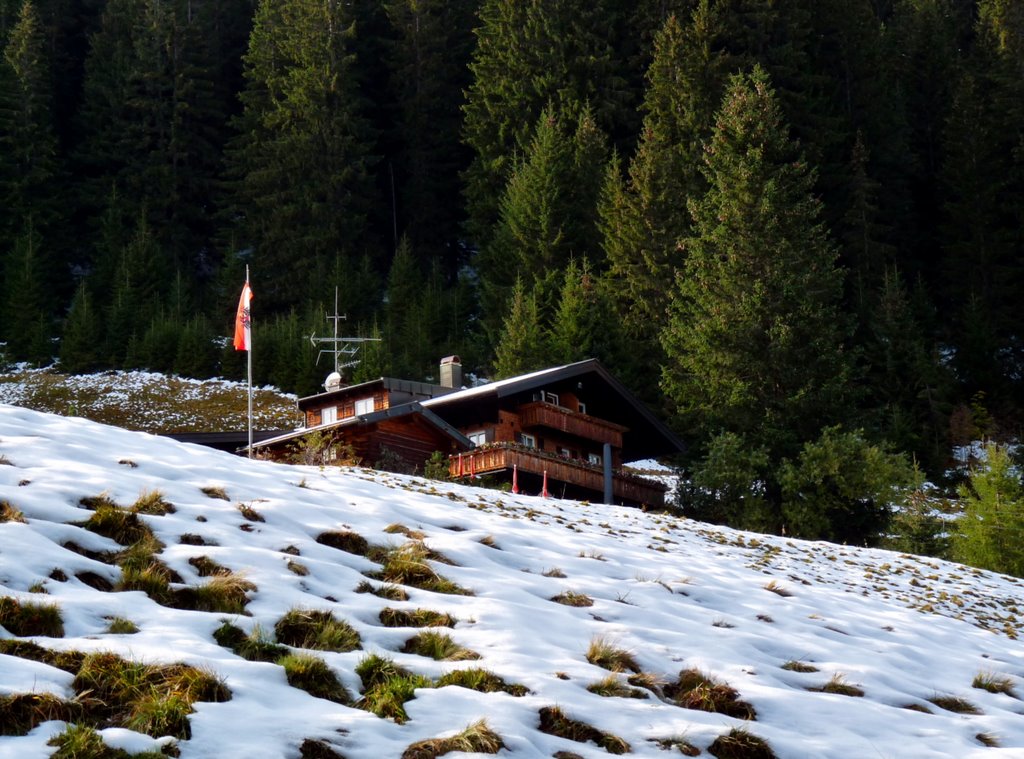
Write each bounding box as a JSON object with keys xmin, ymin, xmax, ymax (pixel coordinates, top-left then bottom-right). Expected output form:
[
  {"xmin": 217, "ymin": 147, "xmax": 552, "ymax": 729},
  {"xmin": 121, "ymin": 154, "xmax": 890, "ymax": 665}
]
[{"xmin": 1, "ymin": 404, "xmax": 1023, "ymax": 759}]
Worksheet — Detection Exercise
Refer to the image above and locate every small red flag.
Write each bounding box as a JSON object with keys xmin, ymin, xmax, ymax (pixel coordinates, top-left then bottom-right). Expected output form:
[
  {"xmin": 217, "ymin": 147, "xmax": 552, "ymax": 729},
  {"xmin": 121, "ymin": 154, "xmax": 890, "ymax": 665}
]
[{"xmin": 233, "ymin": 280, "xmax": 253, "ymax": 351}]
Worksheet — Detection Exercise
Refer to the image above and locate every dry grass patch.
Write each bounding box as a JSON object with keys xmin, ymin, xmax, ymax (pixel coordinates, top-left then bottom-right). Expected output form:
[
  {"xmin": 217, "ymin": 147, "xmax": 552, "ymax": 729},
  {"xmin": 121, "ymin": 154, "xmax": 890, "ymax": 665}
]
[
  {"xmin": 384, "ymin": 523, "xmax": 426, "ymax": 540},
  {"xmin": 317, "ymin": 530, "xmax": 370, "ymax": 555},
  {"xmin": 401, "ymin": 719, "xmax": 504, "ymax": 759},
  {"xmin": 664, "ymin": 669, "xmax": 757, "ymax": 720},
  {"xmin": 188, "ymin": 555, "xmax": 230, "ymax": 577},
  {"xmin": 176, "ymin": 573, "xmax": 256, "ymax": 614},
  {"xmin": 928, "ymin": 694, "xmax": 982, "ymax": 714},
  {"xmin": 370, "ymin": 541, "xmax": 472, "ymax": 595},
  {"xmin": 586, "ymin": 635, "xmax": 640, "ymax": 673},
  {"xmin": 0, "ymin": 596, "xmax": 64, "ymax": 637},
  {"xmin": 0, "ymin": 500, "xmax": 26, "ymax": 523},
  {"xmin": 299, "ymin": 738, "xmax": 346, "ymax": 759},
  {"xmin": 973, "ymin": 672, "xmax": 1018, "ymax": 697},
  {"xmin": 200, "ymin": 486, "xmax": 229, "ymax": 500},
  {"xmin": 0, "ymin": 692, "xmax": 81, "ymax": 737},
  {"xmin": 587, "ymin": 674, "xmax": 648, "ymax": 699},
  {"xmin": 355, "ymin": 580, "xmax": 409, "ymax": 601},
  {"xmin": 288, "ymin": 560, "xmax": 310, "ymax": 576},
  {"xmin": 435, "ymin": 668, "xmax": 528, "ymax": 696},
  {"xmin": 708, "ymin": 728, "xmax": 776, "ymax": 759},
  {"xmin": 401, "ymin": 631, "xmax": 480, "ymax": 661},
  {"xmin": 542, "ymin": 567, "xmax": 567, "ymax": 578},
  {"xmin": 537, "ymin": 706, "xmax": 631, "ymax": 755},
  {"xmin": 379, "ymin": 607, "xmax": 456, "ymax": 628},
  {"xmin": 649, "ymin": 736, "xmax": 700, "ymax": 756},
  {"xmin": 214, "ymin": 622, "xmax": 289, "ymax": 662},
  {"xmin": 0, "ymin": 639, "xmax": 84, "ymax": 672},
  {"xmin": 976, "ymin": 732, "xmax": 1000, "ymax": 748},
  {"xmin": 763, "ymin": 580, "xmax": 793, "ymax": 597},
  {"xmin": 781, "ymin": 660, "xmax": 818, "ymax": 673},
  {"xmin": 105, "ymin": 616, "xmax": 139, "ymax": 634},
  {"xmin": 132, "ymin": 490, "xmax": 175, "ymax": 515},
  {"xmin": 237, "ymin": 502, "xmax": 264, "ymax": 522},
  {"xmin": 808, "ymin": 674, "xmax": 864, "ymax": 697},
  {"xmin": 275, "ymin": 608, "xmax": 362, "ymax": 652},
  {"xmin": 279, "ymin": 652, "xmax": 352, "ymax": 704},
  {"xmin": 551, "ymin": 590, "xmax": 594, "ymax": 607},
  {"xmin": 81, "ymin": 499, "xmax": 153, "ymax": 545},
  {"xmin": 48, "ymin": 722, "xmax": 169, "ymax": 758}
]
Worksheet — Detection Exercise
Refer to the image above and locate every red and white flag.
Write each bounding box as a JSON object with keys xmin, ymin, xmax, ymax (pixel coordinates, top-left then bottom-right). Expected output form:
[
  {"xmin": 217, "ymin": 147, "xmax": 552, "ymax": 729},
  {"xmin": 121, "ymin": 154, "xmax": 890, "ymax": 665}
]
[{"xmin": 233, "ymin": 280, "xmax": 253, "ymax": 351}]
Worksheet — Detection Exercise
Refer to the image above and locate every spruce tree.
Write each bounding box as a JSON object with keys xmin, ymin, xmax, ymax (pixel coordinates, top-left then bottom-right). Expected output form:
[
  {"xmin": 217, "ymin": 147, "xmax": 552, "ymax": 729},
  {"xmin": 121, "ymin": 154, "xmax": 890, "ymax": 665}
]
[
  {"xmin": 226, "ymin": 0, "xmax": 377, "ymax": 313},
  {"xmin": 549, "ymin": 257, "xmax": 624, "ymax": 368},
  {"xmin": 661, "ymin": 66, "xmax": 850, "ymax": 466},
  {"xmin": 60, "ymin": 281, "xmax": 102, "ymax": 373},
  {"xmin": 2, "ymin": 221, "xmax": 50, "ymax": 363},
  {"xmin": 492, "ymin": 277, "xmax": 550, "ymax": 379}
]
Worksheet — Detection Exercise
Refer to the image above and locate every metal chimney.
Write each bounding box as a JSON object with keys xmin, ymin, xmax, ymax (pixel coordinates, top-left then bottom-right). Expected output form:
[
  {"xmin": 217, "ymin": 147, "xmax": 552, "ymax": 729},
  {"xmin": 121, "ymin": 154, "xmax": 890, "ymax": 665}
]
[{"xmin": 440, "ymin": 355, "xmax": 462, "ymax": 389}]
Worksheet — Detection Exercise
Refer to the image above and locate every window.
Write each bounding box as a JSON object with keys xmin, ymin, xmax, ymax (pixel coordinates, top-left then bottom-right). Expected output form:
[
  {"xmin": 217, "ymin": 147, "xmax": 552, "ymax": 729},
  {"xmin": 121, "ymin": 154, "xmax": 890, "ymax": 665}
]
[
  {"xmin": 587, "ymin": 452, "xmax": 601, "ymax": 466},
  {"xmin": 558, "ymin": 447, "xmax": 571, "ymax": 458},
  {"xmin": 543, "ymin": 391, "xmax": 559, "ymax": 406},
  {"xmin": 468, "ymin": 431, "xmax": 487, "ymax": 447},
  {"xmin": 321, "ymin": 406, "xmax": 337, "ymax": 425},
  {"xmin": 354, "ymin": 397, "xmax": 374, "ymax": 415},
  {"xmin": 577, "ymin": 401, "xmax": 587, "ymax": 415},
  {"xmin": 520, "ymin": 433, "xmax": 537, "ymax": 449}
]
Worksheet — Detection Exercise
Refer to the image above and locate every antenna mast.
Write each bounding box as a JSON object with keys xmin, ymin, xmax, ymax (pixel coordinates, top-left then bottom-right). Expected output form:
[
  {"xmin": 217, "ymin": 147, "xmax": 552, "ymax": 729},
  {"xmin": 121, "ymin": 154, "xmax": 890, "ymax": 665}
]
[{"xmin": 307, "ymin": 288, "xmax": 380, "ymax": 376}]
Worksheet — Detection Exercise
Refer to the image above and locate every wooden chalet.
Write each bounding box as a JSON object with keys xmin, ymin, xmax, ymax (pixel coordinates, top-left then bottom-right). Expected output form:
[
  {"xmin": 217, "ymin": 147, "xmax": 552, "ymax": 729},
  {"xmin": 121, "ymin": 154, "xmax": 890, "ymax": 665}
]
[{"xmin": 251, "ymin": 358, "xmax": 683, "ymax": 508}]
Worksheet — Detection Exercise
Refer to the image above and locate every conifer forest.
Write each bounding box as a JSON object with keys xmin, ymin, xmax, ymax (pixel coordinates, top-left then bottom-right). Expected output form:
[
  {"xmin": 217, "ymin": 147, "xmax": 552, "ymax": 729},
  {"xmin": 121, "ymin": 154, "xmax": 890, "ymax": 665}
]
[{"xmin": 1, "ymin": 0, "xmax": 1022, "ymax": 540}]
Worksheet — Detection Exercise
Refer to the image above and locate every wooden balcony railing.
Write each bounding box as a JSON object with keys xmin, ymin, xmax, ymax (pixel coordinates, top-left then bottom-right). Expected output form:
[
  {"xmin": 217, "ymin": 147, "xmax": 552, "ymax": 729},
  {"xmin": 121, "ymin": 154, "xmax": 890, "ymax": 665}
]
[
  {"xmin": 448, "ymin": 443, "xmax": 667, "ymax": 507},
  {"xmin": 517, "ymin": 402, "xmax": 626, "ymax": 448}
]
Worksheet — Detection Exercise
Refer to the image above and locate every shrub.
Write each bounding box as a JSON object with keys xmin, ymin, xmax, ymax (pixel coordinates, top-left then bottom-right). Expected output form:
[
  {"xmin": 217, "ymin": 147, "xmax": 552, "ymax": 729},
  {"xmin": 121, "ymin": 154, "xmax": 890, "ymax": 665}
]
[
  {"xmin": 973, "ymin": 672, "xmax": 1018, "ymax": 697},
  {"xmin": 274, "ymin": 608, "xmax": 361, "ymax": 652},
  {"xmin": 279, "ymin": 653, "xmax": 352, "ymax": 704},
  {"xmin": 683, "ymin": 431, "xmax": 772, "ymax": 530},
  {"xmin": 401, "ymin": 631, "xmax": 480, "ymax": 661},
  {"xmin": 401, "ymin": 719, "xmax": 504, "ymax": 758},
  {"xmin": 423, "ymin": 451, "xmax": 451, "ymax": 482},
  {"xmin": 664, "ymin": 669, "xmax": 757, "ymax": 720},
  {"xmin": 952, "ymin": 443, "xmax": 1024, "ymax": 576},
  {"xmin": 355, "ymin": 655, "xmax": 431, "ymax": 723},
  {"xmin": 379, "ymin": 607, "xmax": 456, "ymax": 628},
  {"xmin": 537, "ymin": 706, "xmax": 630, "ymax": 755},
  {"xmin": 435, "ymin": 668, "xmax": 527, "ymax": 696},
  {"xmin": 551, "ymin": 591, "xmax": 594, "ymax": 607},
  {"xmin": 585, "ymin": 635, "xmax": 640, "ymax": 673},
  {"xmin": 707, "ymin": 728, "xmax": 776, "ymax": 759},
  {"xmin": 0, "ymin": 596, "xmax": 64, "ymax": 637}
]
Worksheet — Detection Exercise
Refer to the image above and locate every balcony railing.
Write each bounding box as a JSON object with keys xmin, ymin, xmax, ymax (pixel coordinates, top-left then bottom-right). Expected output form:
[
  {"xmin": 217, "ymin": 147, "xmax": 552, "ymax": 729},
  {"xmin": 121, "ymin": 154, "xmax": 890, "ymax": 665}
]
[
  {"xmin": 448, "ymin": 442, "xmax": 667, "ymax": 507},
  {"xmin": 517, "ymin": 401, "xmax": 626, "ymax": 448}
]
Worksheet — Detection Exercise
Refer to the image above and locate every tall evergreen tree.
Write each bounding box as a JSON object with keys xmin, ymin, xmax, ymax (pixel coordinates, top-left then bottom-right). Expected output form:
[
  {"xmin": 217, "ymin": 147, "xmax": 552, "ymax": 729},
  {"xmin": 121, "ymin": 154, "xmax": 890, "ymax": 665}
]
[
  {"xmin": 2, "ymin": 221, "xmax": 50, "ymax": 363},
  {"xmin": 492, "ymin": 277, "xmax": 550, "ymax": 379},
  {"xmin": 226, "ymin": 0, "xmax": 377, "ymax": 313},
  {"xmin": 661, "ymin": 66, "xmax": 850, "ymax": 465},
  {"xmin": 60, "ymin": 280, "xmax": 102, "ymax": 373},
  {"xmin": 549, "ymin": 257, "xmax": 624, "ymax": 368}
]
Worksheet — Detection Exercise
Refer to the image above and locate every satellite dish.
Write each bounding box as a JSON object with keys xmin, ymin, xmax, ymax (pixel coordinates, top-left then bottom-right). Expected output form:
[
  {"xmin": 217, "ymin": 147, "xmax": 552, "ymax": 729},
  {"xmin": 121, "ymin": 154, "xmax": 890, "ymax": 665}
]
[{"xmin": 324, "ymin": 372, "xmax": 343, "ymax": 391}]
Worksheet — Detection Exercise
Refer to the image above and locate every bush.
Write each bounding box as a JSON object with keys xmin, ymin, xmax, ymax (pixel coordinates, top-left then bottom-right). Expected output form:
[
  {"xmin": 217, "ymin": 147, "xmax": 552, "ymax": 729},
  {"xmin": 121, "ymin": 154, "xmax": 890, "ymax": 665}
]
[
  {"xmin": 779, "ymin": 426, "xmax": 922, "ymax": 545},
  {"xmin": 684, "ymin": 432, "xmax": 772, "ymax": 531},
  {"xmin": 952, "ymin": 443, "xmax": 1024, "ymax": 577}
]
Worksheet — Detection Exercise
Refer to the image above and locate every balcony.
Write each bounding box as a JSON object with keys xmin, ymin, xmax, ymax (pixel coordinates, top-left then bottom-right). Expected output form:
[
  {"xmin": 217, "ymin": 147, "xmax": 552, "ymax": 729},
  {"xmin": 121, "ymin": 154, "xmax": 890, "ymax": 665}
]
[
  {"xmin": 517, "ymin": 402, "xmax": 627, "ymax": 448},
  {"xmin": 448, "ymin": 443, "xmax": 668, "ymax": 508}
]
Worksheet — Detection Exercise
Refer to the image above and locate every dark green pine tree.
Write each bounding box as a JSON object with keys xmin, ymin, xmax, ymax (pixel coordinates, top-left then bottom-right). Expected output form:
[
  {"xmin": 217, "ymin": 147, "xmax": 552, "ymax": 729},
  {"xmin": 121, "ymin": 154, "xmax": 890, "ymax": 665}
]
[
  {"xmin": 384, "ymin": 235, "xmax": 425, "ymax": 379},
  {"xmin": 2, "ymin": 222, "xmax": 51, "ymax": 363},
  {"xmin": 661, "ymin": 66, "xmax": 851, "ymax": 467},
  {"xmin": 226, "ymin": 0, "xmax": 377, "ymax": 313},
  {"xmin": 493, "ymin": 277, "xmax": 550, "ymax": 380},
  {"xmin": 382, "ymin": 0, "xmax": 475, "ymax": 270},
  {"xmin": 479, "ymin": 104, "xmax": 607, "ymax": 341},
  {"xmin": 548, "ymin": 257, "xmax": 624, "ymax": 368},
  {"xmin": 60, "ymin": 280, "xmax": 103, "ymax": 373},
  {"xmin": 601, "ymin": 7, "xmax": 730, "ymax": 400},
  {"xmin": 461, "ymin": 0, "xmax": 628, "ymax": 249}
]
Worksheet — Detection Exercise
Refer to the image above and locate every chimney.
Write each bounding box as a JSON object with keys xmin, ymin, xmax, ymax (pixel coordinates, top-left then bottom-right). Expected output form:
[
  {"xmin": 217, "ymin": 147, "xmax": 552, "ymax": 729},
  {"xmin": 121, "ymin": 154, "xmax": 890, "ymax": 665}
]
[{"xmin": 440, "ymin": 355, "xmax": 462, "ymax": 389}]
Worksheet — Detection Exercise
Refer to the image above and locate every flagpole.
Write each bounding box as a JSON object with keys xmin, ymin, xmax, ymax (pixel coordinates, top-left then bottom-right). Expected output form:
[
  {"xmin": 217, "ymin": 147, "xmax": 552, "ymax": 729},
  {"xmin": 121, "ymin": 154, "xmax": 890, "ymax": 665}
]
[{"xmin": 246, "ymin": 266, "xmax": 253, "ymax": 458}]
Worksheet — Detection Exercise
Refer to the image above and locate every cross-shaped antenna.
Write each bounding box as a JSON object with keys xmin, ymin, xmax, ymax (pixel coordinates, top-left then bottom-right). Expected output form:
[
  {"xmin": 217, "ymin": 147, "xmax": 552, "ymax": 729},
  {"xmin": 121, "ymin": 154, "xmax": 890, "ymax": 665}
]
[{"xmin": 306, "ymin": 288, "xmax": 381, "ymax": 377}]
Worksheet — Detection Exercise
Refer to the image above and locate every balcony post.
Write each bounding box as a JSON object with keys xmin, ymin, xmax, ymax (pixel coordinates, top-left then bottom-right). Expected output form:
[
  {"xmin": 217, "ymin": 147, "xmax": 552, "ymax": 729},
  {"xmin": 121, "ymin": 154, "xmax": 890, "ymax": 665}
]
[{"xmin": 603, "ymin": 442, "xmax": 613, "ymax": 504}]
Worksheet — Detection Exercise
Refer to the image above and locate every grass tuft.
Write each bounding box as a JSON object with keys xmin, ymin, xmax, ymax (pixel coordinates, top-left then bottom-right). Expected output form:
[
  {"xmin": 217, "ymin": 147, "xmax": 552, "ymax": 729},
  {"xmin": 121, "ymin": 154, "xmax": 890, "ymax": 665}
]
[
  {"xmin": 665, "ymin": 669, "xmax": 757, "ymax": 720},
  {"xmin": 355, "ymin": 655, "xmax": 431, "ymax": 723},
  {"xmin": 354, "ymin": 580, "xmax": 409, "ymax": 601},
  {"xmin": 401, "ymin": 719, "xmax": 505, "ymax": 759},
  {"xmin": 401, "ymin": 631, "xmax": 480, "ymax": 661},
  {"xmin": 237, "ymin": 503, "xmax": 265, "ymax": 523},
  {"xmin": 299, "ymin": 738, "xmax": 345, "ymax": 758},
  {"xmin": 200, "ymin": 486, "xmax": 229, "ymax": 501},
  {"xmin": 928, "ymin": 694, "xmax": 982, "ymax": 714},
  {"xmin": 781, "ymin": 660, "xmax": 818, "ymax": 673},
  {"xmin": 288, "ymin": 560, "xmax": 310, "ymax": 576},
  {"xmin": 537, "ymin": 706, "xmax": 631, "ymax": 755},
  {"xmin": 707, "ymin": 728, "xmax": 777, "ymax": 759},
  {"xmin": 542, "ymin": 567, "xmax": 567, "ymax": 578},
  {"xmin": 763, "ymin": 580, "xmax": 793, "ymax": 597},
  {"xmin": 551, "ymin": 590, "xmax": 594, "ymax": 607},
  {"xmin": 275, "ymin": 608, "xmax": 361, "ymax": 652},
  {"xmin": 972, "ymin": 672, "xmax": 1018, "ymax": 698},
  {"xmin": 214, "ymin": 621, "xmax": 289, "ymax": 662},
  {"xmin": 649, "ymin": 736, "xmax": 700, "ymax": 756},
  {"xmin": 0, "ymin": 596, "xmax": 64, "ymax": 637},
  {"xmin": 279, "ymin": 652, "xmax": 352, "ymax": 704},
  {"xmin": 379, "ymin": 607, "xmax": 456, "ymax": 628},
  {"xmin": 132, "ymin": 490, "xmax": 175, "ymax": 515},
  {"xmin": 106, "ymin": 616, "xmax": 140, "ymax": 634},
  {"xmin": 82, "ymin": 501, "xmax": 152, "ymax": 545},
  {"xmin": 370, "ymin": 541, "xmax": 471, "ymax": 595},
  {"xmin": 188, "ymin": 555, "xmax": 230, "ymax": 577},
  {"xmin": 0, "ymin": 500, "xmax": 27, "ymax": 523},
  {"xmin": 0, "ymin": 692, "xmax": 79, "ymax": 736},
  {"xmin": 384, "ymin": 523, "xmax": 426, "ymax": 540},
  {"xmin": 435, "ymin": 668, "xmax": 528, "ymax": 696},
  {"xmin": 808, "ymin": 673, "xmax": 864, "ymax": 698},
  {"xmin": 177, "ymin": 573, "xmax": 256, "ymax": 614},
  {"xmin": 586, "ymin": 635, "xmax": 640, "ymax": 673},
  {"xmin": 316, "ymin": 530, "xmax": 370, "ymax": 556},
  {"xmin": 587, "ymin": 674, "xmax": 648, "ymax": 699},
  {"xmin": 976, "ymin": 732, "xmax": 1000, "ymax": 748},
  {"xmin": 0, "ymin": 639, "xmax": 84, "ymax": 672}
]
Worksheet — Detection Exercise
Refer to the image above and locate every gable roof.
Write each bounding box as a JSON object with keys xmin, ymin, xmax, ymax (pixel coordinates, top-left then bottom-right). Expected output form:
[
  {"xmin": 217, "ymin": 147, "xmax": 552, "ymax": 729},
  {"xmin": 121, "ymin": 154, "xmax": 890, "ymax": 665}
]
[
  {"xmin": 423, "ymin": 359, "xmax": 684, "ymax": 462},
  {"xmin": 297, "ymin": 377, "xmax": 455, "ymax": 412}
]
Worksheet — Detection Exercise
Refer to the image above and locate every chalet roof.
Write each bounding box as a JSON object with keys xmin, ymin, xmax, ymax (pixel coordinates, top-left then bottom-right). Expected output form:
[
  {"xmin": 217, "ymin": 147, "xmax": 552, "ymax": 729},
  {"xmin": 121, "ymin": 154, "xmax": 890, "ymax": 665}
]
[
  {"xmin": 251, "ymin": 402, "xmax": 473, "ymax": 451},
  {"xmin": 297, "ymin": 377, "xmax": 456, "ymax": 411},
  {"xmin": 423, "ymin": 359, "xmax": 684, "ymax": 462}
]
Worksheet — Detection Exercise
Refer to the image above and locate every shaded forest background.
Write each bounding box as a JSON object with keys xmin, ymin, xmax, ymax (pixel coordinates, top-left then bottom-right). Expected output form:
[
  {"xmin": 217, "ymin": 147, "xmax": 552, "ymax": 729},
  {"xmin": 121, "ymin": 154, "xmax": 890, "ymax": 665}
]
[{"xmin": 1, "ymin": 0, "xmax": 1022, "ymax": 538}]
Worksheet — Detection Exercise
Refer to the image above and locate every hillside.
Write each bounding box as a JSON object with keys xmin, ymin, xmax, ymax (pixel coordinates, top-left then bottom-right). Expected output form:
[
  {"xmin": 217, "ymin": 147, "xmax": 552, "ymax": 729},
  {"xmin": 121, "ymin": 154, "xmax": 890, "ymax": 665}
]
[{"xmin": 1, "ymin": 405, "xmax": 1023, "ymax": 758}]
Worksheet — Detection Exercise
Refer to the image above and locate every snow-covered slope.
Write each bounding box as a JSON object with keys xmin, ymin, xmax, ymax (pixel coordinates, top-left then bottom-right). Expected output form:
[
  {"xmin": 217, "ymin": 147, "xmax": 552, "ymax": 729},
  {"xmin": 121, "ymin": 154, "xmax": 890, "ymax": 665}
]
[{"xmin": 1, "ymin": 404, "xmax": 1023, "ymax": 758}]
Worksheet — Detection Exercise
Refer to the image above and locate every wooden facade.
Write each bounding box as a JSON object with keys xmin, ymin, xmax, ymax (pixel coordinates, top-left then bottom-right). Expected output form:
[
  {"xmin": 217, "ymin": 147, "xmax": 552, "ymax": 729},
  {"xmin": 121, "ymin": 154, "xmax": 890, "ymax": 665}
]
[{"xmin": 250, "ymin": 360, "xmax": 683, "ymax": 508}]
